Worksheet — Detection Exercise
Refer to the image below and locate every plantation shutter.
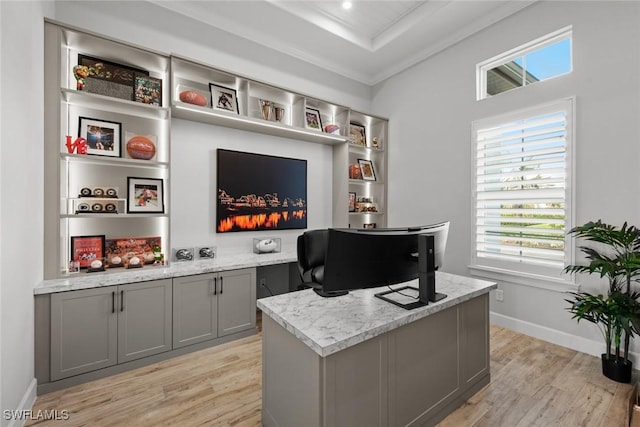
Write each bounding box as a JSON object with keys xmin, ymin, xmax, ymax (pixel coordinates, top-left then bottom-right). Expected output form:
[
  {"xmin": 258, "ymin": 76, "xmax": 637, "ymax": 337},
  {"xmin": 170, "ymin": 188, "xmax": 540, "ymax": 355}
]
[{"xmin": 472, "ymin": 100, "xmax": 573, "ymax": 276}]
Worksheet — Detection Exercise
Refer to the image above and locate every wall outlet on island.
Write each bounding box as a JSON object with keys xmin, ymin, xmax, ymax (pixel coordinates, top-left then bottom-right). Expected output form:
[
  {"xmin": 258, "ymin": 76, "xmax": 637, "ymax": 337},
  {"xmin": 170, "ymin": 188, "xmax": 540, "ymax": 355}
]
[
  {"xmin": 495, "ymin": 289, "xmax": 504, "ymax": 302},
  {"xmin": 260, "ymin": 278, "xmax": 266, "ymax": 287}
]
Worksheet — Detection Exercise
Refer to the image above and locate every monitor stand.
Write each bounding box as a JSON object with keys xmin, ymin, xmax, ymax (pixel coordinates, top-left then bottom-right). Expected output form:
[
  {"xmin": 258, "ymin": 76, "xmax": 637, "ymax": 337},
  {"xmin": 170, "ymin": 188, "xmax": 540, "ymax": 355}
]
[
  {"xmin": 314, "ymin": 288, "xmax": 348, "ymax": 298},
  {"xmin": 375, "ymin": 286, "xmax": 427, "ymax": 310}
]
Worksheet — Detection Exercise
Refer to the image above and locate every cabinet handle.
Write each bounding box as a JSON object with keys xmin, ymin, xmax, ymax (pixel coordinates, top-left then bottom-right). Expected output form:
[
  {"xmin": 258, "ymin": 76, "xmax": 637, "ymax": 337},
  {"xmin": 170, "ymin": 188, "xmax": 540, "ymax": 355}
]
[
  {"xmin": 120, "ymin": 290, "xmax": 124, "ymax": 312},
  {"xmin": 220, "ymin": 277, "xmax": 224, "ymax": 294},
  {"xmin": 112, "ymin": 291, "xmax": 115, "ymax": 314},
  {"xmin": 213, "ymin": 277, "xmax": 217, "ymax": 295}
]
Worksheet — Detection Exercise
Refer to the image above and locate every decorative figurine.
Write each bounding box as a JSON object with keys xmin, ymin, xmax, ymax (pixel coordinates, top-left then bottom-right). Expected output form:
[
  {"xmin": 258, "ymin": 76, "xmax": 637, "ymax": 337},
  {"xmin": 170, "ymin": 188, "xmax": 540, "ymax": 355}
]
[
  {"xmin": 73, "ymin": 65, "xmax": 90, "ymax": 91},
  {"xmin": 65, "ymin": 136, "xmax": 88, "ymax": 154}
]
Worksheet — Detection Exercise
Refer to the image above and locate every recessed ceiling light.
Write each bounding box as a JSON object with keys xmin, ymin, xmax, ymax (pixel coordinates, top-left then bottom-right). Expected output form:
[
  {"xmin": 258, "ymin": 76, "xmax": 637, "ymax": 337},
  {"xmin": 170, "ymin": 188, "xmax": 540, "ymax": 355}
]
[{"xmin": 342, "ymin": 1, "xmax": 352, "ymax": 10}]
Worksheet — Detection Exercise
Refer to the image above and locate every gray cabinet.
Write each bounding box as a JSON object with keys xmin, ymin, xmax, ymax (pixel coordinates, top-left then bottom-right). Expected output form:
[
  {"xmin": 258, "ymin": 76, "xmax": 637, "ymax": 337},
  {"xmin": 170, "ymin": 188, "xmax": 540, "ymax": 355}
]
[
  {"xmin": 173, "ymin": 268, "xmax": 256, "ymax": 349},
  {"xmin": 50, "ymin": 287, "xmax": 118, "ymax": 381},
  {"xmin": 117, "ymin": 280, "xmax": 173, "ymax": 363},
  {"xmin": 50, "ymin": 279, "xmax": 172, "ymax": 381}
]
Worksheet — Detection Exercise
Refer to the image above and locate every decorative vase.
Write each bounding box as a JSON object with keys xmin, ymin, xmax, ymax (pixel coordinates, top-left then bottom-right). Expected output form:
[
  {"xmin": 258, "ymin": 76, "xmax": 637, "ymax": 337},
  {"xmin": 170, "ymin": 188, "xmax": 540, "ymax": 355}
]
[{"xmin": 601, "ymin": 354, "xmax": 632, "ymax": 383}]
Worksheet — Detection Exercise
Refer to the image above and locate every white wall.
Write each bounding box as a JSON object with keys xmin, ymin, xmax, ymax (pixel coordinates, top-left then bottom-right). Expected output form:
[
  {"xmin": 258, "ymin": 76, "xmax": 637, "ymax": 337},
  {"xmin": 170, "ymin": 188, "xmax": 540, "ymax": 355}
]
[
  {"xmin": 170, "ymin": 119, "xmax": 334, "ymax": 252},
  {"xmin": 1, "ymin": 1, "xmax": 52, "ymax": 425},
  {"xmin": 372, "ymin": 1, "xmax": 640, "ymax": 357}
]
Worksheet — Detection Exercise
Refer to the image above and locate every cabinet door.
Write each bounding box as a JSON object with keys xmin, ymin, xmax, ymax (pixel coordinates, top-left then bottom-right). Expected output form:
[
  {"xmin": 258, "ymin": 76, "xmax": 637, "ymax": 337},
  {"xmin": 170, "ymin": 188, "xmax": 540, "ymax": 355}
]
[
  {"xmin": 218, "ymin": 268, "xmax": 257, "ymax": 337},
  {"xmin": 173, "ymin": 273, "xmax": 218, "ymax": 349},
  {"xmin": 50, "ymin": 287, "xmax": 118, "ymax": 381},
  {"xmin": 117, "ymin": 279, "xmax": 172, "ymax": 363}
]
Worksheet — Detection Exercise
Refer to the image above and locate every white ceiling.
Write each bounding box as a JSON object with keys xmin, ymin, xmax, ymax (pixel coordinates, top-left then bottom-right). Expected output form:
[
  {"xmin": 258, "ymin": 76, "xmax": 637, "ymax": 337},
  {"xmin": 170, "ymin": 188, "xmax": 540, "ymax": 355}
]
[{"xmin": 152, "ymin": 0, "xmax": 536, "ymax": 85}]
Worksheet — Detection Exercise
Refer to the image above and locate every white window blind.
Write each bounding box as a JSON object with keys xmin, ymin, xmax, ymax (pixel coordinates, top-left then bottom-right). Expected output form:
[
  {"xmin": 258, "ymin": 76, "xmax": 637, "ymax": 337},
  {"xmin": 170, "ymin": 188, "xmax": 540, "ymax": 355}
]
[{"xmin": 472, "ymin": 99, "xmax": 573, "ymax": 279}]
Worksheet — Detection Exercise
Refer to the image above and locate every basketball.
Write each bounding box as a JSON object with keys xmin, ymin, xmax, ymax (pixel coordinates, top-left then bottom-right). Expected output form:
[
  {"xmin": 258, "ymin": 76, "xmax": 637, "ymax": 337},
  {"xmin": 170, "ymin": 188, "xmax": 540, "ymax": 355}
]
[{"xmin": 126, "ymin": 135, "xmax": 156, "ymax": 160}]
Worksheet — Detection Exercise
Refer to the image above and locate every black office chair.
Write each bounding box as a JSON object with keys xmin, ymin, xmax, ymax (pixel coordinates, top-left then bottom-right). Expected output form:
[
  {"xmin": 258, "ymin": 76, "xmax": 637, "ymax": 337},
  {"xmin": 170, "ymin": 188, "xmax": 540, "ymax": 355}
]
[{"xmin": 296, "ymin": 229, "xmax": 328, "ymax": 291}]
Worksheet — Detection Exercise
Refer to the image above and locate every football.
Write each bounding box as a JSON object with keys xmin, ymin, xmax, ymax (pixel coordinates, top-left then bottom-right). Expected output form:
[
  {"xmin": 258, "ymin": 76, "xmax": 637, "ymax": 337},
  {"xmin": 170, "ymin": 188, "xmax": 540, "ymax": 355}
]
[
  {"xmin": 179, "ymin": 90, "xmax": 208, "ymax": 107},
  {"xmin": 126, "ymin": 135, "xmax": 156, "ymax": 160}
]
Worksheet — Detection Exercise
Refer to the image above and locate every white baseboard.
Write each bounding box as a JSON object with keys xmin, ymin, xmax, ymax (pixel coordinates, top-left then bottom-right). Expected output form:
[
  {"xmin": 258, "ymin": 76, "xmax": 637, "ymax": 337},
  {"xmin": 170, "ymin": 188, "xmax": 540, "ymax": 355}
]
[
  {"xmin": 6, "ymin": 378, "xmax": 37, "ymax": 427},
  {"xmin": 490, "ymin": 312, "xmax": 640, "ymax": 366}
]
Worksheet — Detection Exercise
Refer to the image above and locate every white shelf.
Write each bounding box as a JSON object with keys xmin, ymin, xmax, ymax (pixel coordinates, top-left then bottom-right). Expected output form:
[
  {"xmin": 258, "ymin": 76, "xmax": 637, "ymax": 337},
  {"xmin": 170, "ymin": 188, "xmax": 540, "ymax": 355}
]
[
  {"xmin": 60, "ymin": 153, "xmax": 169, "ymax": 169},
  {"xmin": 348, "ymin": 143, "xmax": 385, "ymax": 153},
  {"xmin": 349, "ymin": 179, "xmax": 385, "ymax": 185},
  {"xmin": 61, "ymin": 213, "xmax": 168, "ymax": 219},
  {"xmin": 172, "ymin": 102, "xmax": 349, "ymax": 146},
  {"xmin": 62, "ymin": 89, "xmax": 170, "ymax": 120}
]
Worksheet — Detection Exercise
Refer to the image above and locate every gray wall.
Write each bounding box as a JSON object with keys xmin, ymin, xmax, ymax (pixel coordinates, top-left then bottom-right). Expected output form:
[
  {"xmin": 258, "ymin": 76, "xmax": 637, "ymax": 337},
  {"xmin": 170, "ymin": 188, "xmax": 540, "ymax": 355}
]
[{"xmin": 372, "ymin": 1, "xmax": 640, "ymax": 356}]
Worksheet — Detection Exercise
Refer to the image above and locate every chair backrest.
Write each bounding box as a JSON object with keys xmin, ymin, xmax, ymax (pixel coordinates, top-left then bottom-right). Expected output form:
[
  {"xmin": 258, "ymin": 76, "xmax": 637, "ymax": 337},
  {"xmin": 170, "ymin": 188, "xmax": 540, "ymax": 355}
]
[{"xmin": 297, "ymin": 229, "xmax": 328, "ymax": 283}]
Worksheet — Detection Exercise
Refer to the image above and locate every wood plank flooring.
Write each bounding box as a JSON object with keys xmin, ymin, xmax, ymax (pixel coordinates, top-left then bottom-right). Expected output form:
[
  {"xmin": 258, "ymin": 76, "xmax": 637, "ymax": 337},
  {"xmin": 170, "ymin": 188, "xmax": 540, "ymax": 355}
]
[{"xmin": 27, "ymin": 324, "xmax": 635, "ymax": 427}]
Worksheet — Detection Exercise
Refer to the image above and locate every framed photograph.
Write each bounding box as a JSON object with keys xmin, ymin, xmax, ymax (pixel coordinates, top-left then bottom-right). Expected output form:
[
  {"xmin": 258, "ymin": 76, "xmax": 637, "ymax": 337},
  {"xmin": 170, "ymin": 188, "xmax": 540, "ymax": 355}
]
[
  {"xmin": 70, "ymin": 235, "xmax": 105, "ymax": 269},
  {"xmin": 209, "ymin": 83, "xmax": 239, "ymax": 114},
  {"xmin": 134, "ymin": 74, "xmax": 162, "ymax": 106},
  {"xmin": 78, "ymin": 117, "xmax": 121, "ymax": 157},
  {"xmin": 348, "ymin": 192, "xmax": 356, "ymax": 212},
  {"xmin": 173, "ymin": 247, "xmax": 195, "ymax": 262},
  {"xmin": 77, "ymin": 55, "xmax": 148, "ymax": 101},
  {"xmin": 350, "ymin": 122, "xmax": 367, "ymax": 146},
  {"xmin": 358, "ymin": 159, "xmax": 377, "ymax": 181},
  {"xmin": 127, "ymin": 177, "xmax": 164, "ymax": 213},
  {"xmin": 196, "ymin": 246, "xmax": 217, "ymax": 260},
  {"xmin": 305, "ymin": 107, "xmax": 323, "ymax": 131},
  {"xmin": 105, "ymin": 236, "xmax": 162, "ymax": 267}
]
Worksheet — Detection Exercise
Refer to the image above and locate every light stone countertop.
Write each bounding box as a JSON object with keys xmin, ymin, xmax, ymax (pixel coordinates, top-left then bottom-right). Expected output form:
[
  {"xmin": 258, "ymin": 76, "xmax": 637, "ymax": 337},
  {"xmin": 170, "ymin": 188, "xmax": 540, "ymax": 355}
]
[
  {"xmin": 257, "ymin": 271, "xmax": 497, "ymax": 357},
  {"xmin": 35, "ymin": 249, "xmax": 297, "ymax": 295}
]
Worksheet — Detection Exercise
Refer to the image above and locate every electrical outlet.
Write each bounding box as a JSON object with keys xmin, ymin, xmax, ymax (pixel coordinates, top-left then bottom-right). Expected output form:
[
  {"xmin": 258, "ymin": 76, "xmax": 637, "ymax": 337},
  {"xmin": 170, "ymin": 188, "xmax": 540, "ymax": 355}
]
[
  {"xmin": 260, "ymin": 278, "xmax": 266, "ymax": 287},
  {"xmin": 495, "ymin": 289, "xmax": 504, "ymax": 302}
]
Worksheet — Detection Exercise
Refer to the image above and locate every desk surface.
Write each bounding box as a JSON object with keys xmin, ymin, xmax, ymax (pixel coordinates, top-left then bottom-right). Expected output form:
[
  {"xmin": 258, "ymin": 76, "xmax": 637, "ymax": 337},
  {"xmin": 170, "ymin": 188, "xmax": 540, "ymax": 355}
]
[
  {"xmin": 257, "ymin": 272, "xmax": 497, "ymax": 357},
  {"xmin": 35, "ymin": 249, "xmax": 297, "ymax": 295}
]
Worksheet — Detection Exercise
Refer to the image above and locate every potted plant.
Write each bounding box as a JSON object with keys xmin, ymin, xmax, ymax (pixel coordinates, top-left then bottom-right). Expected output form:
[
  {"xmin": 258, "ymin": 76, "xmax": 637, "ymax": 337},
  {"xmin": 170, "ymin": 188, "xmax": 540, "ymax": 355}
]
[{"xmin": 565, "ymin": 220, "xmax": 640, "ymax": 383}]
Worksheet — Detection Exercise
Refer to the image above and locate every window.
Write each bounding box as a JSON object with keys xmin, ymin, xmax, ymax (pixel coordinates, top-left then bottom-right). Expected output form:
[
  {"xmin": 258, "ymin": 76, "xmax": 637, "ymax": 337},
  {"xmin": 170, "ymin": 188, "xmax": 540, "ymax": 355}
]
[
  {"xmin": 477, "ymin": 27, "xmax": 572, "ymax": 100},
  {"xmin": 471, "ymin": 99, "xmax": 574, "ymax": 284}
]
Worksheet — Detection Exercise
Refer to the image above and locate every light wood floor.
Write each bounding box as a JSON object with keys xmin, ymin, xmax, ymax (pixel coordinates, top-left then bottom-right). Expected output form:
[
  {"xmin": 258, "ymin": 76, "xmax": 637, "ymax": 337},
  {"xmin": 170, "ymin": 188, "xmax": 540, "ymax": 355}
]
[{"xmin": 27, "ymin": 323, "xmax": 635, "ymax": 427}]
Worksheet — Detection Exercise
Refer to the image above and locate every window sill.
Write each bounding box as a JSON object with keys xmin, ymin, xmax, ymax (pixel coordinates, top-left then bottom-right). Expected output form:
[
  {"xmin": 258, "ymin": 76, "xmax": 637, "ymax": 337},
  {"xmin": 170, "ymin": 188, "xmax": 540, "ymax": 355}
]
[{"xmin": 468, "ymin": 265, "xmax": 578, "ymax": 293}]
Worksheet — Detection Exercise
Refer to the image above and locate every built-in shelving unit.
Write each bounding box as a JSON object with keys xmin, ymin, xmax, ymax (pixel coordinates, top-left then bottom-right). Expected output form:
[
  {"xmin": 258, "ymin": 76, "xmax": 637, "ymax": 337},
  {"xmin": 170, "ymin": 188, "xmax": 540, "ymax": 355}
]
[
  {"xmin": 333, "ymin": 111, "xmax": 388, "ymax": 228},
  {"xmin": 170, "ymin": 55, "xmax": 352, "ymax": 146},
  {"xmin": 44, "ymin": 21, "xmax": 171, "ymax": 279},
  {"xmin": 44, "ymin": 22, "xmax": 389, "ymax": 279}
]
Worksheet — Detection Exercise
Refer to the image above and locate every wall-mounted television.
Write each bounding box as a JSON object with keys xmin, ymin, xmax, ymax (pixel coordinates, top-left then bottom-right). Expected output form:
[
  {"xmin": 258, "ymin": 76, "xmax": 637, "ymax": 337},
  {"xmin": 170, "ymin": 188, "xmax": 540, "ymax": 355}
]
[{"xmin": 216, "ymin": 149, "xmax": 307, "ymax": 233}]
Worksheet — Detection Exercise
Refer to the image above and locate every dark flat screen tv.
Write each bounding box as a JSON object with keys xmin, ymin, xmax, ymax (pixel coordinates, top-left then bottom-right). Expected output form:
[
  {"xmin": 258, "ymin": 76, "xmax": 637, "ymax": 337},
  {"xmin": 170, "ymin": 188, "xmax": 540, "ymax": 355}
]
[{"xmin": 216, "ymin": 149, "xmax": 307, "ymax": 233}]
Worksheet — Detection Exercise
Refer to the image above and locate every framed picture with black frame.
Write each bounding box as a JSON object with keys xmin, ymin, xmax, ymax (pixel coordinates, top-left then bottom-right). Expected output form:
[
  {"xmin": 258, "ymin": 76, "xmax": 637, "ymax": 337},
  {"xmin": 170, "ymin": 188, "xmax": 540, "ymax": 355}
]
[
  {"xmin": 78, "ymin": 117, "xmax": 122, "ymax": 158},
  {"xmin": 305, "ymin": 107, "xmax": 323, "ymax": 131},
  {"xmin": 358, "ymin": 159, "xmax": 377, "ymax": 181},
  {"xmin": 127, "ymin": 177, "xmax": 165, "ymax": 214},
  {"xmin": 350, "ymin": 122, "xmax": 367, "ymax": 146},
  {"xmin": 348, "ymin": 192, "xmax": 356, "ymax": 212},
  {"xmin": 209, "ymin": 83, "xmax": 239, "ymax": 114}
]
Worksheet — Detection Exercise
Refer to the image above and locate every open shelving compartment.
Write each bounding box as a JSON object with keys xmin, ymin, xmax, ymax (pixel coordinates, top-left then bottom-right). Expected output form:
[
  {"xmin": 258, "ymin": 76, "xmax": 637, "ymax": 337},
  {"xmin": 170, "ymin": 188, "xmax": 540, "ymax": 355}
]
[
  {"xmin": 44, "ymin": 20, "xmax": 171, "ymax": 278},
  {"xmin": 170, "ymin": 55, "xmax": 351, "ymax": 146}
]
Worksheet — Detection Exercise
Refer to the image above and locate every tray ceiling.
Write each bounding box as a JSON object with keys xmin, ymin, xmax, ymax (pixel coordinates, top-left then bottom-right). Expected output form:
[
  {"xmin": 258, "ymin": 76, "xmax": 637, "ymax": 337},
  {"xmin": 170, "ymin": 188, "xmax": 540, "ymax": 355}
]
[{"xmin": 151, "ymin": 0, "xmax": 536, "ymax": 85}]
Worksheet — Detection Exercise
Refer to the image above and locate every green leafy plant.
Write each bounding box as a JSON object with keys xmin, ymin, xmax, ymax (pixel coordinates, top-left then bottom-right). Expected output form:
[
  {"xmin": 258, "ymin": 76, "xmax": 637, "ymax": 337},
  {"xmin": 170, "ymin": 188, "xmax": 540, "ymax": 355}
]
[{"xmin": 564, "ymin": 220, "xmax": 640, "ymax": 364}]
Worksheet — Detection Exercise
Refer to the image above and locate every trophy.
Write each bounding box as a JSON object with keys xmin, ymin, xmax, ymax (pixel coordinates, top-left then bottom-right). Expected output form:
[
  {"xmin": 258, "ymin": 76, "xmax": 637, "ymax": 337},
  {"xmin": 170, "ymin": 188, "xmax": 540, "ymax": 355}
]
[{"xmin": 259, "ymin": 99, "xmax": 272, "ymax": 121}]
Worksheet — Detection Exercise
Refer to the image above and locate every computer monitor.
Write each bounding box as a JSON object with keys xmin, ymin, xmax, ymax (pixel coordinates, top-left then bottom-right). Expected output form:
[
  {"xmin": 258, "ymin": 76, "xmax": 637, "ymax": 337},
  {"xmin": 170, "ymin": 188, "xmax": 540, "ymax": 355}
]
[{"xmin": 320, "ymin": 222, "xmax": 449, "ymax": 308}]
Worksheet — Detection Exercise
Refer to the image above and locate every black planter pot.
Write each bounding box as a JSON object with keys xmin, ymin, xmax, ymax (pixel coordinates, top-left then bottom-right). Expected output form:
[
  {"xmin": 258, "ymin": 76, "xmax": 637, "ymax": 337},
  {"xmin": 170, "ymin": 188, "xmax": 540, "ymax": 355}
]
[{"xmin": 601, "ymin": 354, "xmax": 633, "ymax": 383}]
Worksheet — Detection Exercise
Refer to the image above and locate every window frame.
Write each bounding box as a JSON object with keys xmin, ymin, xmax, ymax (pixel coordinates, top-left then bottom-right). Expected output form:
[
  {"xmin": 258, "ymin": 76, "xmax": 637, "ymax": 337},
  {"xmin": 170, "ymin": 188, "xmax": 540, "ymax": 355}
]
[
  {"xmin": 477, "ymin": 26, "xmax": 573, "ymax": 101},
  {"xmin": 469, "ymin": 98, "xmax": 576, "ymax": 291}
]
